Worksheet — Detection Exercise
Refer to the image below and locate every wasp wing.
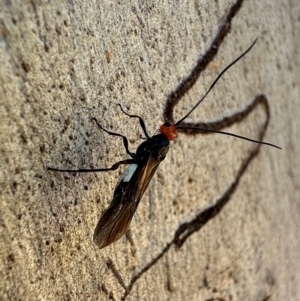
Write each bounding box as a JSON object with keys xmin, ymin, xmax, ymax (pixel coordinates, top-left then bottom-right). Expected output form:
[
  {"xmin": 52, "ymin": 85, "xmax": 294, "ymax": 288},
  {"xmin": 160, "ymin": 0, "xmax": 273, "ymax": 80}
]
[{"xmin": 93, "ymin": 153, "xmax": 164, "ymax": 249}]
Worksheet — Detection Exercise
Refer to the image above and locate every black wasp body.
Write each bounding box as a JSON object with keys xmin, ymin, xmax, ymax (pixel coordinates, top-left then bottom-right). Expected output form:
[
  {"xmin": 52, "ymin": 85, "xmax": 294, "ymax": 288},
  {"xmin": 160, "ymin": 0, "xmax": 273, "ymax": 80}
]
[
  {"xmin": 48, "ymin": 40, "xmax": 280, "ymax": 249},
  {"xmin": 93, "ymin": 134, "xmax": 170, "ymax": 248}
]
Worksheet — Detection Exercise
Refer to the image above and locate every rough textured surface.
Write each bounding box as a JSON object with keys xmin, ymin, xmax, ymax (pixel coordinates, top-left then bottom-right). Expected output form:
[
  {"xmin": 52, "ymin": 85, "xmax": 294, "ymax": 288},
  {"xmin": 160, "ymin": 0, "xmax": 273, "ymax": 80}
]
[{"xmin": 1, "ymin": 0, "xmax": 299, "ymax": 300}]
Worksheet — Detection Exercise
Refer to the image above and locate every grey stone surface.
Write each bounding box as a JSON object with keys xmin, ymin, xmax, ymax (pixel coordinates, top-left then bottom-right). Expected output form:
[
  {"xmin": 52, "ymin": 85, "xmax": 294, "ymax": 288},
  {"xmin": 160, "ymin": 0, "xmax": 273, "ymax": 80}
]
[{"xmin": 1, "ymin": 0, "xmax": 299, "ymax": 300}]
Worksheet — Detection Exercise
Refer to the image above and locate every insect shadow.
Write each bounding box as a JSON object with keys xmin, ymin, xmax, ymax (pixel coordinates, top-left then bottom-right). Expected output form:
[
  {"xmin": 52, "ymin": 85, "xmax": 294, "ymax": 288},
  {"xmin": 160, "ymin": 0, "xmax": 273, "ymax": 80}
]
[
  {"xmin": 47, "ymin": 1, "xmax": 281, "ymax": 299},
  {"xmin": 102, "ymin": 1, "xmax": 279, "ymax": 299}
]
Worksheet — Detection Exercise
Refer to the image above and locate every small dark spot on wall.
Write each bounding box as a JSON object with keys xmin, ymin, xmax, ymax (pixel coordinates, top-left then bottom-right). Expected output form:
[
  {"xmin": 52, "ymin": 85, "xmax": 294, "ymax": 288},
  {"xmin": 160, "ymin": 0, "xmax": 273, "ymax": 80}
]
[
  {"xmin": 105, "ymin": 50, "xmax": 111, "ymax": 63},
  {"xmin": 21, "ymin": 62, "xmax": 30, "ymax": 73},
  {"xmin": 64, "ymin": 118, "xmax": 70, "ymax": 126},
  {"xmin": 40, "ymin": 144, "xmax": 45, "ymax": 153},
  {"xmin": 266, "ymin": 270, "xmax": 275, "ymax": 286},
  {"xmin": 7, "ymin": 254, "xmax": 15, "ymax": 262},
  {"xmin": 44, "ymin": 43, "xmax": 50, "ymax": 52},
  {"xmin": 54, "ymin": 237, "xmax": 62, "ymax": 243},
  {"xmin": 87, "ymin": 28, "xmax": 95, "ymax": 36},
  {"xmin": 276, "ymin": 61, "xmax": 281, "ymax": 70},
  {"xmin": 20, "ymin": 133, "xmax": 27, "ymax": 144},
  {"xmin": 203, "ymin": 276, "xmax": 209, "ymax": 288},
  {"xmin": 56, "ymin": 26, "xmax": 62, "ymax": 35}
]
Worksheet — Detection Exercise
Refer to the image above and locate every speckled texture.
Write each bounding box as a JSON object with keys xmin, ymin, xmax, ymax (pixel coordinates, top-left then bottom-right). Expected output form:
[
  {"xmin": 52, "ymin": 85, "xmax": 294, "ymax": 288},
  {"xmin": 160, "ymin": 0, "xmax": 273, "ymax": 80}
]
[{"xmin": 0, "ymin": 0, "xmax": 299, "ymax": 300}]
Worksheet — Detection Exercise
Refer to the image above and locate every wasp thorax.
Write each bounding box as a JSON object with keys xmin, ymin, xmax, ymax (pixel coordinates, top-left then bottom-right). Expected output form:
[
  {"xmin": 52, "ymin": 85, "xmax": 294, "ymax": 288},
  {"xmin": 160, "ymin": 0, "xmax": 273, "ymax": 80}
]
[{"xmin": 159, "ymin": 122, "xmax": 178, "ymax": 141}]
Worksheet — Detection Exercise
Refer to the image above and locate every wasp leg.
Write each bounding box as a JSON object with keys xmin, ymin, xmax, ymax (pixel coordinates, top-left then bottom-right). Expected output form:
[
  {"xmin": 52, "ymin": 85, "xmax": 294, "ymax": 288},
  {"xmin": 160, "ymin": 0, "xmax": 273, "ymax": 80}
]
[
  {"xmin": 47, "ymin": 158, "xmax": 135, "ymax": 173},
  {"xmin": 117, "ymin": 104, "xmax": 149, "ymax": 139},
  {"xmin": 92, "ymin": 117, "xmax": 135, "ymax": 158}
]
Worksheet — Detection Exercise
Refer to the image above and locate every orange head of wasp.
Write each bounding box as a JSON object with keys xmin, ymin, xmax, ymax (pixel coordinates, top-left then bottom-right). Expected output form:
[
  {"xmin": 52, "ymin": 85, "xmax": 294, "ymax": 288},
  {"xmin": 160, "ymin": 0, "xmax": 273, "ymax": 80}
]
[{"xmin": 159, "ymin": 122, "xmax": 178, "ymax": 141}]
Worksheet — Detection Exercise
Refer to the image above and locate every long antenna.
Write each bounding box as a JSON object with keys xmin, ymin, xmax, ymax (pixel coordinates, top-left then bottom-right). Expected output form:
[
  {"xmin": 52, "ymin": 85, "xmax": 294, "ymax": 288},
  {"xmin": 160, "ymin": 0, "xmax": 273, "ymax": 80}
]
[
  {"xmin": 176, "ymin": 126, "xmax": 281, "ymax": 149},
  {"xmin": 175, "ymin": 39, "xmax": 257, "ymax": 126}
]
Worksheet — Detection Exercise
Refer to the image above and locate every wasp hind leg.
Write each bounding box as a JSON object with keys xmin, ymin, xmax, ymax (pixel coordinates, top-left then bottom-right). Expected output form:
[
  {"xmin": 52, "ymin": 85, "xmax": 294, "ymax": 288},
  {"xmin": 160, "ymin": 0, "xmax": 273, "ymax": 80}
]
[{"xmin": 47, "ymin": 158, "xmax": 135, "ymax": 173}]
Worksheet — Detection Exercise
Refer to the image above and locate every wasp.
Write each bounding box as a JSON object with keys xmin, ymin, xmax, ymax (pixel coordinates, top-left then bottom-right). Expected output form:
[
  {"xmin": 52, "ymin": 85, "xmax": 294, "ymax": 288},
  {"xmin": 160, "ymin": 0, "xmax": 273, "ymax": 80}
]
[{"xmin": 48, "ymin": 40, "xmax": 280, "ymax": 249}]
